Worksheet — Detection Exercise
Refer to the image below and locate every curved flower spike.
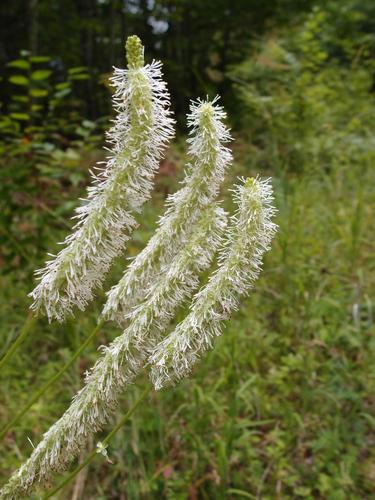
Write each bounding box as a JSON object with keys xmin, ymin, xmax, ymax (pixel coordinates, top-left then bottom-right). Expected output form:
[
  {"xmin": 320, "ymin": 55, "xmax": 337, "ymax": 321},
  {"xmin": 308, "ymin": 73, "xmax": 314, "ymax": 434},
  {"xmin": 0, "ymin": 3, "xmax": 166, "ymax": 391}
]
[
  {"xmin": 149, "ymin": 177, "xmax": 278, "ymax": 389},
  {"xmin": 0, "ymin": 204, "xmax": 226, "ymax": 499},
  {"xmin": 103, "ymin": 96, "xmax": 232, "ymax": 323},
  {"xmin": 29, "ymin": 36, "xmax": 174, "ymax": 322}
]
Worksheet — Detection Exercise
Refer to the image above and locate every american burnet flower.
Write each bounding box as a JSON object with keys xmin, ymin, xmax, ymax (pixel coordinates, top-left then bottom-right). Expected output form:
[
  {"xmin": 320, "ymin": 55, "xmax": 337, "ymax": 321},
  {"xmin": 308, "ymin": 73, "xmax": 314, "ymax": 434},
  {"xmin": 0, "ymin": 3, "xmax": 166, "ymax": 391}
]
[
  {"xmin": 29, "ymin": 36, "xmax": 174, "ymax": 322},
  {"xmin": 149, "ymin": 177, "xmax": 278, "ymax": 389},
  {"xmin": 0, "ymin": 204, "xmax": 226, "ymax": 499},
  {"xmin": 103, "ymin": 96, "xmax": 232, "ymax": 323}
]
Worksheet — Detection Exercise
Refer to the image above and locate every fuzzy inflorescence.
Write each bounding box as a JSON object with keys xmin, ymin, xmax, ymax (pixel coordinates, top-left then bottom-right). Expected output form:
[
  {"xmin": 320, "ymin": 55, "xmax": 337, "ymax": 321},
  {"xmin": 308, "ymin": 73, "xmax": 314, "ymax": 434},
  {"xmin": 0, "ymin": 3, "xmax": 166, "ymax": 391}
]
[
  {"xmin": 29, "ymin": 36, "xmax": 174, "ymax": 322},
  {"xmin": 148, "ymin": 177, "xmax": 278, "ymax": 389},
  {"xmin": 103, "ymin": 96, "xmax": 232, "ymax": 323},
  {"xmin": 0, "ymin": 205, "xmax": 226, "ymax": 500},
  {"xmin": 1, "ymin": 33, "xmax": 279, "ymax": 498}
]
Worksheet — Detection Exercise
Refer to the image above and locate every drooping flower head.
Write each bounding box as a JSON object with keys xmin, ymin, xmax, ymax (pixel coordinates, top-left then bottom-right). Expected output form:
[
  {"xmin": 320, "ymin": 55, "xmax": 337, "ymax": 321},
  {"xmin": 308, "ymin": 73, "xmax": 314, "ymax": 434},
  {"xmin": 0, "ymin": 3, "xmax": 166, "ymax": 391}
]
[
  {"xmin": 29, "ymin": 36, "xmax": 174, "ymax": 322},
  {"xmin": 103, "ymin": 96, "xmax": 232, "ymax": 323},
  {"xmin": 0, "ymin": 204, "xmax": 227, "ymax": 500},
  {"xmin": 149, "ymin": 177, "xmax": 278, "ymax": 389}
]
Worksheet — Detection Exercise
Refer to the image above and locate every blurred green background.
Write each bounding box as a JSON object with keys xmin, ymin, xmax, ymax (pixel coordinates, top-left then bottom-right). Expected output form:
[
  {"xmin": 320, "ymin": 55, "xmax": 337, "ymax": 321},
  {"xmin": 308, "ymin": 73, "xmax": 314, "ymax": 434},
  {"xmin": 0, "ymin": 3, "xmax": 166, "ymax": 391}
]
[{"xmin": 1, "ymin": 1, "xmax": 375, "ymax": 498}]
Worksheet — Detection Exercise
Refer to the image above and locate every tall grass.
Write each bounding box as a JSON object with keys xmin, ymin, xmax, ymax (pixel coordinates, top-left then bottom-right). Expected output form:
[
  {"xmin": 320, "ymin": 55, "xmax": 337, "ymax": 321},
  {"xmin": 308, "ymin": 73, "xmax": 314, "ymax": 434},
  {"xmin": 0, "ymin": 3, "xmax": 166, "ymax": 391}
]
[{"xmin": 1, "ymin": 152, "xmax": 374, "ymax": 497}]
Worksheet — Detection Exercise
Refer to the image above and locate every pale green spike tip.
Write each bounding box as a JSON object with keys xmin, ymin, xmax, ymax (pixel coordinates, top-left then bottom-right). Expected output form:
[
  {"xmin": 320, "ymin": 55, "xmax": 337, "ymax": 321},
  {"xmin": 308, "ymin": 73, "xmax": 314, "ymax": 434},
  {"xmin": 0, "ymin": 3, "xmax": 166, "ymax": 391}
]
[
  {"xmin": 199, "ymin": 103, "xmax": 215, "ymax": 126},
  {"xmin": 126, "ymin": 35, "xmax": 144, "ymax": 69},
  {"xmin": 243, "ymin": 177, "xmax": 262, "ymax": 211},
  {"xmin": 244, "ymin": 177, "xmax": 257, "ymax": 190}
]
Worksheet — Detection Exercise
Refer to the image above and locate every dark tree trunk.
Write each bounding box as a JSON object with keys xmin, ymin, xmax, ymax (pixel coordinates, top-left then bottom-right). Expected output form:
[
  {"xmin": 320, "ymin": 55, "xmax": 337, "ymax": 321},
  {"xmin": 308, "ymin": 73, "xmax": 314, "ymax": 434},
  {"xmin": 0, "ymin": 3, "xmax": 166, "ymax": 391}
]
[
  {"xmin": 109, "ymin": 0, "xmax": 116, "ymax": 67},
  {"xmin": 29, "ymin": 0, "xmax": 39, "ymax": 55}
]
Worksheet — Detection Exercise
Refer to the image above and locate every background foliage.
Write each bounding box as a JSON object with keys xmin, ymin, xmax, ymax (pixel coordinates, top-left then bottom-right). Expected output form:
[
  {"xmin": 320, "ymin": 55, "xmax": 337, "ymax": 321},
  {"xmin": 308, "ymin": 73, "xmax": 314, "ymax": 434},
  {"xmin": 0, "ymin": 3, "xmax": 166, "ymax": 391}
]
[{"xmin": 1, "ymin": 1, "xmax": 375, "ymax": 498}]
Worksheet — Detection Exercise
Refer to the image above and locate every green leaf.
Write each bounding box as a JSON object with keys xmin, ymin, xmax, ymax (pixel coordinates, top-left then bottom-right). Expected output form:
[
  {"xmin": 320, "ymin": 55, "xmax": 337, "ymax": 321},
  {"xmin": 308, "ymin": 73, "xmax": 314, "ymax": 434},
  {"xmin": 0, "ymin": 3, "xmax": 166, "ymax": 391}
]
[
  {"xmin": 29, "ymin": 56, "xmax": 50, "ymax": 63},
  {"xmin": 10, "ymin": 113, "xmax": 30, "ymax": 121},
  {"xmin": 68, "ymin": 66, "xmax": 88, "ymax": 75},
  {"xmin": 82, "ymin": 120, "xmax": 95, "ymax": 129},
  {"xmin": 227, "ymin": 489, "xmax": 254, "ymax": 499},
  {"xmin": 7, "ymin": 59, "xmax": 30, "ymax": 70},
  {"xmin": 11, "ymin": 95, "xmax": 29, "ymax": 103},
  {"xmin": 31, "ymin": 70, "xmax": 52, "ymax": 81},
  {"xmin": 361, "ymin": 412, "xmax": 375, "ymax": 428},
  {"xmin": 9, "ymin": 75, "xmax": 29, "ymax": 86},
  {"xmin": 0, "ymin": 118, "xmax": 13, "ymax": 129},
  {"xmin": 30, "ymin": 88, "xmax": 48, "ymax": 98},
  {"xmin": 55, "ymin": 82, "xmax": 71, "ymax": 90},
  {"xmin": 54, "ymin": 88, "xmax": 71, "ymax": 99},
  {"xmin": 65, "ymin": 148, "xmax": 80, "ymax": 160},
  {"xmin": 69, "ymin": 74, "xmax": 90, "ymax": 80}
]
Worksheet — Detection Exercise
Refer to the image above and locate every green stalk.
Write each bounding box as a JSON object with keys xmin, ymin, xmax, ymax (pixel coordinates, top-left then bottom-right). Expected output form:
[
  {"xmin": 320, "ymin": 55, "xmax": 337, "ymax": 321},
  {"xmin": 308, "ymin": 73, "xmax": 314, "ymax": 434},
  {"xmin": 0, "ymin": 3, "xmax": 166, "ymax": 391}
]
[
  {"xmin": 42, "ymin": 384, "xmax": 152, "ymax": 499},
  {"xmin": 0, "ymin": 320, "xmax": 105, "ymax": 441},
  {"xmin": 0, "ymin": 315, "xmax": 38, "ymax": 372}
]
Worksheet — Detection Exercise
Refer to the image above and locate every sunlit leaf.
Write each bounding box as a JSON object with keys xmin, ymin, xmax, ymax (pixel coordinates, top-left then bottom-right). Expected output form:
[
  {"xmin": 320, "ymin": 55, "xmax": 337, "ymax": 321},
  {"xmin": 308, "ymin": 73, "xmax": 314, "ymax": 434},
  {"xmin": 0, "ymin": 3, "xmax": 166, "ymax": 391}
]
[
  {"xmin": 30, "ymin": 88, "xmax": 49, "ymax": 98},
  {"xmin": 7, "ymin": 59, "xmax": 30, "ymax": 70},
  {"xmin": 9, "ymin": 75, "xmax": 29, "ymax": 86},
  {"xmin": 31, "ymin": 70, "xmax": 53, "ymax": 81},
  {"xmin": 10, "ymin": 112, "xmax": 30, "ymax": 121},
  {"xmin": 55, "ymin": 82, "xmax": 70, "ymax": 90}
]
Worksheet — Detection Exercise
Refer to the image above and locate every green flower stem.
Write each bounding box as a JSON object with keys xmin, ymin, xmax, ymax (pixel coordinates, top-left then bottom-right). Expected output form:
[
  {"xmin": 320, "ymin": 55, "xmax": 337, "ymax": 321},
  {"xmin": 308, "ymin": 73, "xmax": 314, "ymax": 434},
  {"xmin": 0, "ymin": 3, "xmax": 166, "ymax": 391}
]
[
  {"xmin": 42, "ymin": 384, "xmax": 151, "ymax": 499},
  {"xmin": 0, "ymin": 320, "xmax": 105, "ymax": 441},
  {"xmin": 0, "ymin": 314, "xmax": 38, "ymax": 373}
]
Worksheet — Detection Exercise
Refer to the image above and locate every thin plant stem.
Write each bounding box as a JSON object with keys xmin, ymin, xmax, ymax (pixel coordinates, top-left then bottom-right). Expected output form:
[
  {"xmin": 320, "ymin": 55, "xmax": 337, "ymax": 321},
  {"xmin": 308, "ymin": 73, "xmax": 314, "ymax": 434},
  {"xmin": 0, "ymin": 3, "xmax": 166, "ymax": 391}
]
[
  {"xmin": 0, "ymin": 226, "xmax": 32, "ymax": 264},
  {"xmin": 0, "ymin": 320, "xmax": 105, "ymax": 441},
  {"xmin": 42, "ymin": 383, "xmax": 152, "ymax": 499},
  {"xmin": 0, "ymin": 314, "xmax": 38, "ymax": 373}
]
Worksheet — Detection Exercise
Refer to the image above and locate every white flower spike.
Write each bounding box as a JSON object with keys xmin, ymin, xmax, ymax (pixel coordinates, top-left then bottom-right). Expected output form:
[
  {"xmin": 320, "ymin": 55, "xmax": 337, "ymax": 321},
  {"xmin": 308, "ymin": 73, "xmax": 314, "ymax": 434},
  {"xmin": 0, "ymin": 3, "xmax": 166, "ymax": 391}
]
[
  {"xmin": 103, "ymin": 96, "xmax": 232, "ymax": 323},
  {"xmin": 29, "ymin": 36, "xmax": 174, "ymax": 322},
  {"xmin": 149, "ymin": 177, "xmax": 278, "ymax": 389},
  {"xmin": 0, "ymin": 205, "xmax": 226, "ymax": 499}
]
